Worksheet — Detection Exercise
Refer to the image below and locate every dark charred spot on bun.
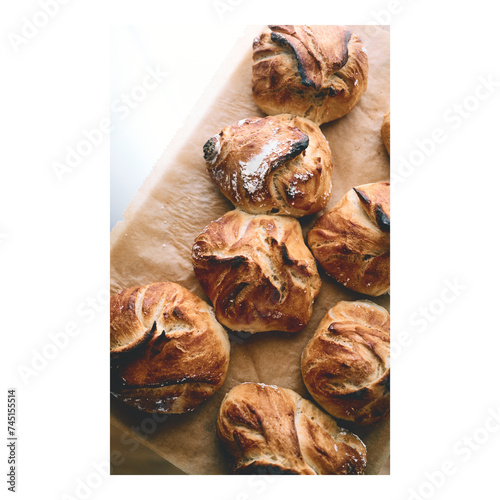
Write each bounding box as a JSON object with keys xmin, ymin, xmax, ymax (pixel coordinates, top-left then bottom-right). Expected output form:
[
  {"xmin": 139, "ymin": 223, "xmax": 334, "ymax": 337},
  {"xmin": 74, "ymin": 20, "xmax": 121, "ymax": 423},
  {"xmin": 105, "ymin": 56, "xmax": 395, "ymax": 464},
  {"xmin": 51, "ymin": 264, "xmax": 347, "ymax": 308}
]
[
  {"xmin": 381, "ymin": 373, "xmax": 390, "ymax": 393},
  {"xmin": 229, "ymin": 255, "xmax": 247, "ymax": 268},
  {"xmin": 353, "ymin": 187, "xmax": 371, "ymax": 206},
  {"xmin": 206, "ymin": 254, "xmax": 247, "ymax": 268},
  {"xmin": 203, "ymin": 136, "xmax": 219, "ymax": 163},
  {"xmin": 289, "ymin": 133, "xmax": 309, "ymax": 157},
  {"xmin": 328, "ymin": 86, "xmax": 339, "ymax": 97},
  {"xmin": 345, "ymin": 462, "xmax": 357, "ymax": 474},
  {"xmin": 281, "ymin": 243, "xmax": 295, "ymax": 266},
  {"xmin": 342, "ymin": 29, "xmax": 352, "ymax": 57},
  {"xmin": 239, "ymin": 463, "xmax": 298, "ymax": 475},
  {"xmin": 271, "ymin": 131, "xmax": 309, "ymax": 172},
  {"xmin": 375, "ymin": 205, "xmax": 390, "ymax": 232},
  {"xmin": 150, "ymin": 330, "xmax": 169, "ymax": 355},
  {"xmin": 270, "ymin": 31, "xmax": 316, "ymax": 88}
]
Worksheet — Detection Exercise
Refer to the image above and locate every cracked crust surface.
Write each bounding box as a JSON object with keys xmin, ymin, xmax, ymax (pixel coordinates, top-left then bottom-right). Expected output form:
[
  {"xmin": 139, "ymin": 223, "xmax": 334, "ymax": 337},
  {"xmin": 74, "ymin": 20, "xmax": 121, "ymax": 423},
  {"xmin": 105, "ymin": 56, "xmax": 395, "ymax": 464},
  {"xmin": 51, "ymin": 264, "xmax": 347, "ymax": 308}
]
[
  {"xmin": 217, "ymin": 383, "xmax": 367, "ymax": 474},
  {"xmin": 301, "ymin": 300, "xmax": 390, "ymax": 425},
  {"xmin": 110, "ymin": 282, "xmax": 230, "ymax": 413},
  {"xmin": 252, "ymin": 25, "xmax": 369, "ymax": 124},
  {"xmin": 307, "ymin": 181, "xmax": 390, "ymax": 296},
  {"xmin": 192, "ymin": 209, "xmax": 321, "ymax": 333},
  {"xmin": 203, "ymin": 114, "xmax": 333, "ymax": 216}
]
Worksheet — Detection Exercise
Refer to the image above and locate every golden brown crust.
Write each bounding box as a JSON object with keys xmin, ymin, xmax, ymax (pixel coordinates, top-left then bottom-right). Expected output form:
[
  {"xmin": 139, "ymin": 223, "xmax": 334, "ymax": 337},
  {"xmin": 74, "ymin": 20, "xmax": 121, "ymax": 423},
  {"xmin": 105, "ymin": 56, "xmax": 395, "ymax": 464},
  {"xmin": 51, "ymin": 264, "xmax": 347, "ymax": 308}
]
[
  {"xmin": 217, "ymin": 383, "xmax": 367, "ymax": 474},
  {"xmin": 307, "ymin": 181, "xmax": 390, "ymax": 296},
  {"xmin": 203, "ymin": 114, "xmax": 333, "ymax": 216},
  {"xmin": 381, "ymin": 108, "xmax": 390, "ymax": 155},
  {"xmin": 110, "ymin": 282, "xmax": 230, "ymax": 413},
  {"xmin": 192, "ymin": 209, "xmax": 321, "ymax": 333},
  {"xmin": 301, "ymin": 301, "xmax": 390, "ymax": 425},
  {"xmin": 252, "ymin": 25, "xmax": 368, "ymax": 124}
]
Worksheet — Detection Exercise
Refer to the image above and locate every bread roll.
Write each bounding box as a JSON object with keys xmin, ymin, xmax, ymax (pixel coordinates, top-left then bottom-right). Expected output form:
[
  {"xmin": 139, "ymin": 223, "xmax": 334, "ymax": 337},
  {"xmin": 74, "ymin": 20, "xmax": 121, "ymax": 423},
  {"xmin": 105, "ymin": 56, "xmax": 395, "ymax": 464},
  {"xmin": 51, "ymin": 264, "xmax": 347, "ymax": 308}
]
[
  {"xmin": 110, "ymin": 282, "xmax": 230, "ymax": 413},
  {"xmin": 217, "ymin": 383, "xmax": 367, "ymax": 474},
  {"xmin": 203, "ymin": 114, "xmax": 333, "ymax": 216},
  {"xmin": 307, "ymin": 181, "xmax": 390, "ymax": 296},
  {"xmin": 302, "ymin": 301, "xmax": 390, "ymax": 425},
  {"xmin": 381, "ymin": 108, "xmax": 390, "ymax": 154},
  {"xmin": 192, "ymin": 209, "xmax": 321, "ymax": 333},
  {"xmin": 252, "ymin": 25, "xmax": 368, "ymax": 124}
]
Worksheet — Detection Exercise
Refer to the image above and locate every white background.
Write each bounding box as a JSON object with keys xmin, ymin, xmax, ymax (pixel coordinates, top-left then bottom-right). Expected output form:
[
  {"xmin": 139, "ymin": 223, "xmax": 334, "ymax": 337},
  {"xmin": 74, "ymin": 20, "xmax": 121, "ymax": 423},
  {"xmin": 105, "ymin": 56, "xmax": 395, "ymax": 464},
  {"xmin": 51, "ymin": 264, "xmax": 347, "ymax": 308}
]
[
  {"xmin": 110, "ymin": 24, "xmax": 244, "ymax": 228},
  {"xmin": 2, "ymin": 1, "xmax": 500, "ymax": 500}
]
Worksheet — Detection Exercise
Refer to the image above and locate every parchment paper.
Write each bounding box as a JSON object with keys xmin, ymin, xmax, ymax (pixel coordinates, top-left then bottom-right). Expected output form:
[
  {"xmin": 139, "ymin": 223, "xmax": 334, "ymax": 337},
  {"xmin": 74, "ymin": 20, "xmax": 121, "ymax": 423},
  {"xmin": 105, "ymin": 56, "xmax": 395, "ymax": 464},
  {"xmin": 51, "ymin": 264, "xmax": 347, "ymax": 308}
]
[{"xmin": 110, "ymin": 25, "xmax": 390, "ymax": 475}]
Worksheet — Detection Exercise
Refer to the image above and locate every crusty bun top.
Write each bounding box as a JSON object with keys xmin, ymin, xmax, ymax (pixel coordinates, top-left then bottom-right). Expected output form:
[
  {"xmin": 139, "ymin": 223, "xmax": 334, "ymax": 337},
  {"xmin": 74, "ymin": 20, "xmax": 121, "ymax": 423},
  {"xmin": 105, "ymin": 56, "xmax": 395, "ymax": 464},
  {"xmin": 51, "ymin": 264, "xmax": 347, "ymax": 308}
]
[
  {"xmin": 217, "ymin": 383, "xmax": 367, "ymax": 474},
  {"xmin": 308, "ymin": 181, "xmax": 390, "ymax": 296},
  {"xmin": 203, "ymin": 114, "xmax": 333, "ymax": 217},
  {"xmin": 110, "ymin": 282, "xmax": 230, "ymax": 413},
  {"xmin": 302, "ymin": 300, "xmax": 390, "ymax": 425},
  {"xmin": 192, "ymin": 209, "xmax": 321, "ymax": 333},
  {"xmin": 252, "ymin": 25, "xmax": 368, "ymax": 124}
]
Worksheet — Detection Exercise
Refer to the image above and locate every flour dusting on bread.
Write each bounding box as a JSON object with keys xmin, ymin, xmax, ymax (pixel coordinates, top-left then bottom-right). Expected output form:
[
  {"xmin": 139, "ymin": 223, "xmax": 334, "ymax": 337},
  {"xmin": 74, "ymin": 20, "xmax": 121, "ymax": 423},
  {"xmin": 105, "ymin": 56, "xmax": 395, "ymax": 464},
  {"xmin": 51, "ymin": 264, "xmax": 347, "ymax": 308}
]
[
  {"xmin": 239, "ymin": 139, "xmax": 279, "ymax": 194},
  {"xmin": 203, "ymin": 114, "xmax": 333, "ymax": 216}
]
